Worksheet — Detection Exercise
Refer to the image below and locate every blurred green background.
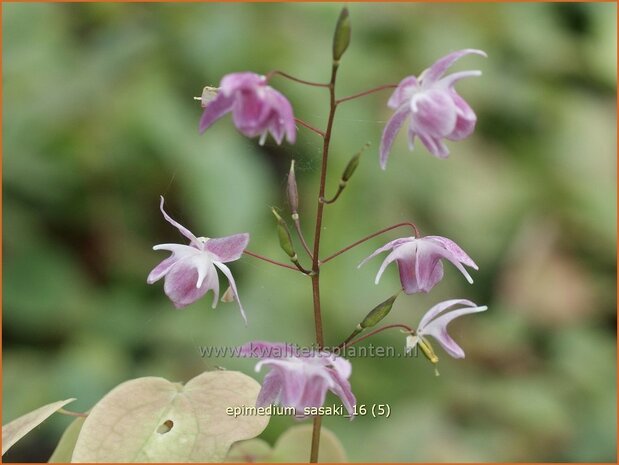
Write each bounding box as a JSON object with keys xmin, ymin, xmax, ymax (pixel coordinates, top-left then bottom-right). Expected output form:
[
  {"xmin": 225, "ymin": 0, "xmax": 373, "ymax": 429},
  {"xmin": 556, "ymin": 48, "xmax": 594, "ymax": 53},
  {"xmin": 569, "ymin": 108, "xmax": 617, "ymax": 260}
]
[{"xmin": 2, "ymin": 2, "xmax": 617, "ymax": 462}]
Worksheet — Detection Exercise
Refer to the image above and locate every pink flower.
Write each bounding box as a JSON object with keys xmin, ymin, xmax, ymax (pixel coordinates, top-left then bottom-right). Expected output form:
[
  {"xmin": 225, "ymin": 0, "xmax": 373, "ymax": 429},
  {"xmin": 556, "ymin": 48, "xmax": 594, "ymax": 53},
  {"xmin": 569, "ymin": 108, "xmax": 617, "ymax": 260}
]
[
  {"xmin": 147, "ymin": 196, "xmax": 249, "ymax": 323},
  {"xmin": 199, "ymin": 72, "xmax": 296, "ymax": 145},
  {"xmin": 358, "ymin": 235, "xmax": 478, "ymax": 294},
  {"xmin": 406, "ymin": 299, "xmax": 487, "ymax": 359},
  {"xmin": 380, "ymin": 49, "xmax": 486, "ymax": 168},
  {"xmin": 239, "ymin": 341, "xmax": 356, "ymax": 418}
]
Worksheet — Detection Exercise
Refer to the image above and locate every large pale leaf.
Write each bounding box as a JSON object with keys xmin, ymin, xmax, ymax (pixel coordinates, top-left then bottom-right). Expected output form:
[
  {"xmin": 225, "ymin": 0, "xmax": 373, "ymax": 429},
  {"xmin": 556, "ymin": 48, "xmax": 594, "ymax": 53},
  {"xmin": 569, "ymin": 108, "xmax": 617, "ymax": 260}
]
[
  {"xmin": 226, "ymin": 425, "xmax": 348, "ymax": 463},
  {"xmin": 48, "ymin": 417, "xmax": 85, "ymax": 462},
  {"xmin": 71, "ymin": 371, "xmax": 269, "ymax": 462},
  {"xmin": 2, "ymin": 398, "xmax": 76, "ymax": 455}
]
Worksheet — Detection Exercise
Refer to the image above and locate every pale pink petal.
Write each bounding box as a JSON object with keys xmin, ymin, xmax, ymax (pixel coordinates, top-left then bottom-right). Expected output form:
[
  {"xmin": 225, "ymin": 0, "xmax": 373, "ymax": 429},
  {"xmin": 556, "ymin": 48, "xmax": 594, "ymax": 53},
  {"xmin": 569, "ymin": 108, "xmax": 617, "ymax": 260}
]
[
  {"xmin": 418, "ymin": 299, "xmax": 478, "ymax": 330},
  {"xmin": 417, "ymin": 133, "xmax": 450, "ymax": 158},
  {"xmin": 426, "ymin": 235, "xmax": 478, "ymax": 268},
  {"xmin": 327, "ymin": 355, "xmax": 352, "ymax": 380},
  {"xmin": 152, "ymin": 243, "xmax": 198, "ymax": 256},
  {"xmin": 239, "ymin": 341, "xmax": 298, "ymax": 358},
  {"xmin": 437, "ymin": 70, "xmax": 482, "ymax": 89},
  {"xmin": 220, "ymin": 72, "xmax": 265, "ymax": 95},
  {"xmin": 256, "ymin": 370, "xmax": 282, "ymax": 407},
  {"xmin": 375, "ymin": 243, "xmax": 414, "ymax": 285},
  {"xmin": 147, "ymin": 256, "xmax": 178, "ymax": 284},
  {"xmin": 233, "ymin": 90, "xmax": 269, "ymax": 137},
  {"xmin": 267, "ymin": 88, "xmax": 296, "ymax": 144},
  {"xmin": 327, "ymin": 366, "xmax": 356, "ymax": 418},
  {"xmin": 257, "ymin": 360, "xmax": 306, "ymax": 409},
  {"xmin": 205, "ymin": 233, "xmax": 250, "ymax": 262},
  {"xmin": 397, "ymin": 257, "xmax": 419, "ymax": 293},
  {"xmin": 163, "ymin": 258, "xmax": 210, "ymax": 308},
  {"xmin": 357, "ymin": 237, "xmax": 414, "ymax": 269},
  {"xmin": 420, "ymin": 49, "xmax": 487, "ymax": 86},
  {"xmin": 158, "ymin": 196, "xmax": 198, "ymax": 244},
  {"xmin": 447, "ymin": 91, "xmax": 477, "ymax": 141},
  {"xmin": 410, "ymin": 89, "xmax": 457, "ymax": 138},
  {"xmin": 379, "ymin": 104, "xmax": 410, "ymax": 170},
  {"xmin": 421, "ymin": 304, "xmax": 488, "ymax": 358},
  {"xmin": 387, "ymin": 76, "xmax": 419, "ymax": 109},
  {"xmin": 202, "ymin": 264, "xmax": 220, "ymax": 308},
  {"xmin": 199, "ymin": 92, "xmax": 235, "ymax": 133},
  {"xmin": 300, "ymin": 376, "xmax": 330, "ymax": 410},
  {"xmin": 213, "ymin": 261, "xmax": 247, "ymax": 324},
  {"xmin": 413, "ymin": 241, "xmax": 445, "ymax": 292}
]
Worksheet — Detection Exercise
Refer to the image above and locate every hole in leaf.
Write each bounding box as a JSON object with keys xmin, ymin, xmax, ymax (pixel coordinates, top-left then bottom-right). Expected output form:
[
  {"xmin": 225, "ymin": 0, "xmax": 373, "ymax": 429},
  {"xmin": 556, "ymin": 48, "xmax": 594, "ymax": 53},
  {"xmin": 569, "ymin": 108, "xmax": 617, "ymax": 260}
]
[{"xmin": 157, "ymin": 419, "xmax": 174, "ymax": 434}]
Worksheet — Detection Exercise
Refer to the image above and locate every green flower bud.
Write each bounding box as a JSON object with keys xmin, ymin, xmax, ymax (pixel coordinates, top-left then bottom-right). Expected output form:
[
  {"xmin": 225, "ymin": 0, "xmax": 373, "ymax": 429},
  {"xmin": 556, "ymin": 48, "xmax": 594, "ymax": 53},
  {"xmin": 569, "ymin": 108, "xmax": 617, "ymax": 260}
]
[
  {"xmin": 287, "ymin": 160, "xmax": 299, "ymax": 213},
  {"xmin": 360, "ymin": 294, "xmax": 397, "ymax": 329},
  {"xmin": 271, "ymin": 208, "xmax": 296, "ymax": 259},
  {"xmin": 332, "ymin": 7, "xmax": 351, "ymax": 62},
  {"xmin": 343, "ymin": 156, "xmax": 359, "ymax": 184}
]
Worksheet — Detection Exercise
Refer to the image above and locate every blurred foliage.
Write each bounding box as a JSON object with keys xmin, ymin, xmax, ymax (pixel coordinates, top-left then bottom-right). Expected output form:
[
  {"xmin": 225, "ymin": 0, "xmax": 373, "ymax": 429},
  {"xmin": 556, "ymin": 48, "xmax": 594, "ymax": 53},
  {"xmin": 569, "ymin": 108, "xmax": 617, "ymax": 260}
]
[{"xmin": 2, "ymin": 3, "xmax": 616, "ymax": 462}]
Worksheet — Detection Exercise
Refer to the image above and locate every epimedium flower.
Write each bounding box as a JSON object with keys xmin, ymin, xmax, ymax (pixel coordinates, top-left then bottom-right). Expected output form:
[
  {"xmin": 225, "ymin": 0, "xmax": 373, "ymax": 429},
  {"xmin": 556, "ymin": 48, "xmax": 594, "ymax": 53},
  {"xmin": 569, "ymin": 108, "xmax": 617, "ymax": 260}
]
[
  {"xmin": 199, "ymin": 72, "xmax": 296, "ymax": 145},
  {"xmin": 239, "ymin": 341, "xmax": 356, "ymax": 419},
  {"xmin": 406, "ymin": 299, "xmax": 488, "ymax": 361},
  {"xmin": 380, "ymin": 49, "xmax": 487, "ymax": 168},
  {"xmin": 358, "ymin": 235, "xmax": 478, "ymax": 294},
  {"xmin": 147, "ymin": 196, "xmax": 250, "ymax": 323}
]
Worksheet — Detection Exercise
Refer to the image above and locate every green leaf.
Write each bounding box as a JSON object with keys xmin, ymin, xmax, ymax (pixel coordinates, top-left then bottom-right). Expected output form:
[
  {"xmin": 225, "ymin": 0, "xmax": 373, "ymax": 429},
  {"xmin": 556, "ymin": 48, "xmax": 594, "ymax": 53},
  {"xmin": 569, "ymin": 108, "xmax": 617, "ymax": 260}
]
[
  {"xmin": 2, "ymin": 398, "xmax": 76, "ymax": 455},
  {"xmin": 48, "ymin": 416, "xmax": 85, "ymax": 462},
  {"xmin": 272, "ymin": 424, "xmax": 347, "ymax": 462},
  {"xmin": 71, "ymin": 371, "xmax": 269, "ymax": 462}
]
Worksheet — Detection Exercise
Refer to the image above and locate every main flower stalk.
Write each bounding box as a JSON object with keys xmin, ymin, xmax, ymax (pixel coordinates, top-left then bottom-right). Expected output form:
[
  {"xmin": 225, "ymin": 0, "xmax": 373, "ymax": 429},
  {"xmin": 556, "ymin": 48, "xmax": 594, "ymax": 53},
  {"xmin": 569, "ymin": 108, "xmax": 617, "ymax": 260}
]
[{"xmin": 308, "ymin": 61, "xmax": 340, "ymax": 463}]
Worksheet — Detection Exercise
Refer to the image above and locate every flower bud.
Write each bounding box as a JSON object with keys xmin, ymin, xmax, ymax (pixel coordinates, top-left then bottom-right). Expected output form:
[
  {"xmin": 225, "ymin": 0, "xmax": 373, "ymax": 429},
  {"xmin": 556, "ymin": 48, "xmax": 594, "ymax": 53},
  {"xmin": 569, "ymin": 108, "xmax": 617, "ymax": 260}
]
[
  {"xmin": 360, "ymin": 294, "xmax": 397, "ymax": 329},
  {"xmin": 342, "ymin": 153, "xmax": 360, "ymax": 184},
  {"xmin": 271, "ymin": 207, "xmax": 296, "ymax": 259},
  {"xmin": 287, "ymin": 160, "xmax": 299, "ymax": 213},
  {"xmin": 332, "ymin": 7, "xmax": 351, "ymax": 62}
]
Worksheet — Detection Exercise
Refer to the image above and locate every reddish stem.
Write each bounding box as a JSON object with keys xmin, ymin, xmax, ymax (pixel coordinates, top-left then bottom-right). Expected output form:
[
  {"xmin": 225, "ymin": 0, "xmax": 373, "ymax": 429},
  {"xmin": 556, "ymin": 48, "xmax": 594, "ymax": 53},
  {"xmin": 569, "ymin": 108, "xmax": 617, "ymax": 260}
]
[
  {"xmin": 336, "ymin": 323, "xmax": 414, "ymax": 351},
  {"xmin": 309, "ymin": 62, "xmax": 340, "ymax": 464},
  {"xmin": 320, "ymin": 222, "xmax": 419, "ymax": 265},
  {"xmin": 265, "ymin": 70, "xmax": 330, "ymax": 88},
  {"xmin": 335, "ymin": 83, "xmax": 398, "ymax": 105},
  {"xmin": 293, "ymin": 216, "xmax": 314, "ymax": 259},
  {"xmin": 243, "ymin": 250, "xmax": 298, "ymax": 271},
  {"xmin": 295, "ymin": 118, "xmax": 325, "ymax": 138}
]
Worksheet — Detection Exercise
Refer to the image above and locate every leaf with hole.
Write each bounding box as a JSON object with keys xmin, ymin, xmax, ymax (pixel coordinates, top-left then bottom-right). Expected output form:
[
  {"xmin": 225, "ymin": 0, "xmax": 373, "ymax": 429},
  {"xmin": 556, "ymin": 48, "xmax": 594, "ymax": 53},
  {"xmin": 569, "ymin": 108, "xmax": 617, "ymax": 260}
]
[{"xmin": 71, "ymin": 371, "xmax": 269, "ymax": 462}]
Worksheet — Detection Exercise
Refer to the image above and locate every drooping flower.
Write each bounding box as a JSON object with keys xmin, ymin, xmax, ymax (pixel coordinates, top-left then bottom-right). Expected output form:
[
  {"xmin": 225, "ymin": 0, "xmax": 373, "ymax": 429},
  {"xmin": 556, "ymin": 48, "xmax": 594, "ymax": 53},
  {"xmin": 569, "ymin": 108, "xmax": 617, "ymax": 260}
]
[
  {"xmin": 147, "ymin": 196, "xmax": 250, "ymax": 323},
  {"xmin": 199, "ymin": 72, "xmax": 296, "ymax": 145},
  {"xmin": 406, "ymin": 299, "xmax": 487, "ymax": 359},
  {"xmin": 239, "ymin": 341, "xmax": 356, "ymax": 418},
  {"xmin": 358, "ymin": 235, "xmax": 478, "ymax": 294},
  {"xmin": 380, "ymin": 49, "xmax": 486, "ymax": 168}
]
